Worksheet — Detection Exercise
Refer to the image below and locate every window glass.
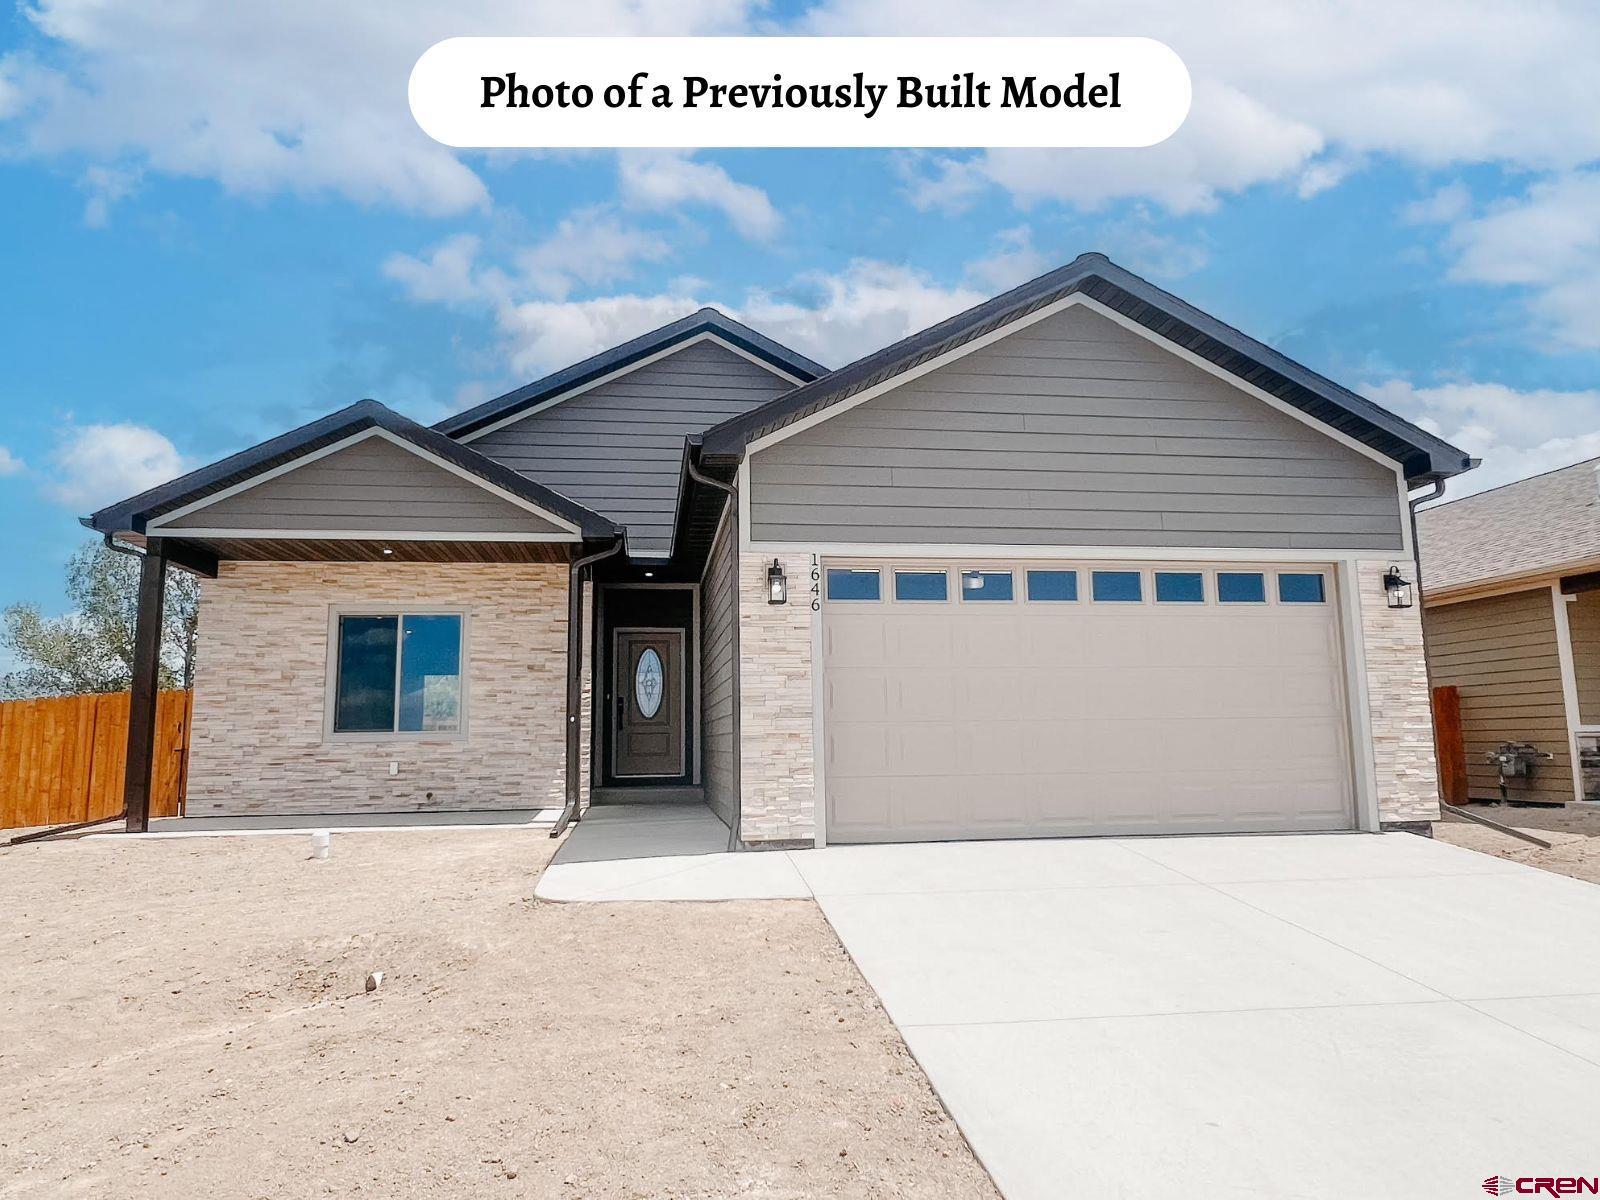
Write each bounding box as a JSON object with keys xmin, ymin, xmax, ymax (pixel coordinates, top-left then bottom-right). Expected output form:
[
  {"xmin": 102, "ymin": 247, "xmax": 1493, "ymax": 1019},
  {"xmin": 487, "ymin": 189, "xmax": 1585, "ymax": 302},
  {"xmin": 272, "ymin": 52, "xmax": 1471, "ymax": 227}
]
[
  {"xmin": 894, "ymin": 570, "xmax": 949, "ymax": 601},
  {"xmin": 1217, "ymin": 572, "xmax": 1267, "ymax": 603},
  {"xmin": 826, "ymin": 568, "xmax": 881, "ymax": 601},
  {"xmin": 1277, "ymin": 573, "xmax": 1327, "ymax": 604},
  {"xmin": 334, "ymin": 616, "xmax": 398, "ymax": 732},
  {"xmin": 1091, "ymin": 570, "xmax": 1143, "ymax": 602},
  {"xmin": 960, "ymin": 570, "xmax": 1014, "ymax": 601},
  {"xmin": 398, "ymin": 615, "xmax": 463, "ymax": 732},
  {"xmin": 1155, "ymin": 571, "xmax": 1205, "ymax": 603},
  {"xmin": 1026, "ymin": 570, "xmax": 1079, "ymax": 601}
]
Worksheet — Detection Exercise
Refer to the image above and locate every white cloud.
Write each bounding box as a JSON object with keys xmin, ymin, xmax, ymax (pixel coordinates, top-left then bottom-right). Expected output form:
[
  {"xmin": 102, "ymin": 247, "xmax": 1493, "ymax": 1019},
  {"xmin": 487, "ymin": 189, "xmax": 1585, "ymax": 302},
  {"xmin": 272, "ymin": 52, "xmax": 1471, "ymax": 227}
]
[
  {"xmin": 617, "ymin": 151, "xmax": 781, "ymax": 240},
  {"xmin": 516, "ymin": 211, "xmax": 672, "ymax": 300},
  {"xmin": 811, "ymin": 0, "xmax": 1600, "ymax": 213},
  {"xmin": 964, "ymin": 226, "xmax": 1049, "ymax": 292},
  {"xmin": 1402, "ymin": 181, "xmax": 1471, "ymax": 225},
  {"xmin": 1366, "ymin": 378, "xmax": 1600, "ymax": 495},
  {"xmin": 46, "ymin": 423, "xmax": 186, "ymax": 510},
  {"xmin": 383, "ymin": 233, "xmax": 496, "ymax": 308},
  {"xmin": 1, "ymin": 1, "xmax": 756, "ymax": 215},
  {"xmin": 0, "ymin": 446, "xmax": 24, "ymax": 476},
  {"xmin": 1443, "ymin": 171, "xmax": 1600, "ymax": 350},
  {"xmin": 80, "ymin": 162, "xmax": 142, "ymax": 227}
]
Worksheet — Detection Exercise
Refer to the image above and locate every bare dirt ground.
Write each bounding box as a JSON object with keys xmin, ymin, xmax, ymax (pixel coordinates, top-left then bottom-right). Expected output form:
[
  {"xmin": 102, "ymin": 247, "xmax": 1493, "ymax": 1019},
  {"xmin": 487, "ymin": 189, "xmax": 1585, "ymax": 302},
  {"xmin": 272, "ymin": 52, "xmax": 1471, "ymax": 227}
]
[
  {"xmin": 1434, "ymin": 802, "xmax": 1600, "ymax": 885},
  {"xmin": 0, "ymin": 829, "xmax": 997, "ymax": 1200}
]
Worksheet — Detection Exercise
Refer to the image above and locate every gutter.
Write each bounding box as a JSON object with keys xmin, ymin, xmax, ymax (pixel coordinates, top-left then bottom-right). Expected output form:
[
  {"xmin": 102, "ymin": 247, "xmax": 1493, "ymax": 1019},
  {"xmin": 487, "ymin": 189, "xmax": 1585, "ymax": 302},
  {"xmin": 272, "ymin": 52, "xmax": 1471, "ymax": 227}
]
[
  {"xmin": 684, "ymin": 449, "xmax": 743, "ymax": 853},
  {"xmin": 550, "ymin": 537, "xmax": 625, "ymax": 838}
]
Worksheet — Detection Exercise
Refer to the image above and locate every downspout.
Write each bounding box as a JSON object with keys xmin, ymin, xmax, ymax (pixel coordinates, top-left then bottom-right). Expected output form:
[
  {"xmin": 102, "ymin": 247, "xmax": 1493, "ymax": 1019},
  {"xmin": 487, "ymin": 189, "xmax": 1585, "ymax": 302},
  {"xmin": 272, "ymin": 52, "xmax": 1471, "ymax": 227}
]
[
  {"xmin": 550, "ymin": 536, "xmax": 623, "ymax": 839},
  {"xmin": 685, "ymin": 451, "xmax": 743, "ymax": 853}
]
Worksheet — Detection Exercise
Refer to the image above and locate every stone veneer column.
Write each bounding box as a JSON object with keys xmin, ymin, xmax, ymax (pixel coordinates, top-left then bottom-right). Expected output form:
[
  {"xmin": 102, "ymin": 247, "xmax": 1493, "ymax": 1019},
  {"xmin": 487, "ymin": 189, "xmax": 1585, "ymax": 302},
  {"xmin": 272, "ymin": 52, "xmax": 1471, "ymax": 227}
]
[
  {"xmin": 737, "ymin": 551, "xmax": 816, "ymax": 844},
  {"xmin": 1356, "ymin": 558, "xmax": 1442, "ymax": 826}
]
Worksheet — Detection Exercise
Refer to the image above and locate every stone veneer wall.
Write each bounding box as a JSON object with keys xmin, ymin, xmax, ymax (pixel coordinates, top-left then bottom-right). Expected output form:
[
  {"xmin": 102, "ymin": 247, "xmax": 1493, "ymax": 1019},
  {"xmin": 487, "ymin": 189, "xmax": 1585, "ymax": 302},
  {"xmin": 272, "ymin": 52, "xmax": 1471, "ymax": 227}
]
[
  {"xmin": 734, "ymin": 554, "xmax": 1442, "ymax": 841},
  {"xmin": 187, "ymin": 561, "xmax": 569, "ymax": 816},
  {"xmin": 737, "ymin": 551, "xmax": 816, "ymax": 843},
  {"xmin": 1356, "ymin": 558, "xmax": 1443, "ymax": 825}
]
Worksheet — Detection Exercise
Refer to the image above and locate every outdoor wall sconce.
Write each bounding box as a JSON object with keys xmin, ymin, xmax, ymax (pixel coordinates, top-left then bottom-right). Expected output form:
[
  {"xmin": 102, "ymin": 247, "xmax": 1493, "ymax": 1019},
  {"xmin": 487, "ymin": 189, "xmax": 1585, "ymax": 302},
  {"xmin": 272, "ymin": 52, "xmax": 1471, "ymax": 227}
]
[
  {"xmin": 767, "ymin": 558, "xmax": 788, "ymax": 605},
  {"xmin": 1382, "ymin": 564, "xmax": 1414, "ymax": 609}
]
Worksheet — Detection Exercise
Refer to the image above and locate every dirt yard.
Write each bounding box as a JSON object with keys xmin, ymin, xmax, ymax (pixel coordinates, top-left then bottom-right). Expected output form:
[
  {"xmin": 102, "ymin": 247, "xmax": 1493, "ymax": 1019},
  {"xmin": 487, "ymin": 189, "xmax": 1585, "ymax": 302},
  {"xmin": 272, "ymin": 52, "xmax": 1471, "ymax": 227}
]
[
  {"xmin": 0, "ymin": 829, "xmax": 997, "ymax": 1200},
  {"xmin": 1434, "ymin": 802, "xmax": 1600, "ymax": 885}
]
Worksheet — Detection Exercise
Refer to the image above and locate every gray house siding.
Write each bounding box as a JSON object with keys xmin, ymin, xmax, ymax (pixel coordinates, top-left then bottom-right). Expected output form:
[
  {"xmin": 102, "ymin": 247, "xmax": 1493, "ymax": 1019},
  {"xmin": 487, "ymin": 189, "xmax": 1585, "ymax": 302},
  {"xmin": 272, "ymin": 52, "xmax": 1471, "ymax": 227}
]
[
  {"xmin": 470, "ymin": 339, "xmax": 796, "ymax": 557},
  {"xmin": 699, "ymin": 508, "xmax": 738, "ymax": 828},
  {"xmin": 1424, "ymin": 589, "xmax": 1574, "ymax": 804},
  {"xmin": 160, "ymin": 434, "xmax": 571, "ymax": 536},
  {"xmin": 747, "ymin": 305, "xmax": 1405, "ymax": 550}
]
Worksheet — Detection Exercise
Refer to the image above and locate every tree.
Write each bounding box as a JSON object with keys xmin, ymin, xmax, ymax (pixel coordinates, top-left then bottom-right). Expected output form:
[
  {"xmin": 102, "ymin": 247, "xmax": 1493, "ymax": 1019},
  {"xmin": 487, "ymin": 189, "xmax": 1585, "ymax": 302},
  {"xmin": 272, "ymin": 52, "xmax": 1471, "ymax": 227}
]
[{"xmin": 0, "ymin": 541, "xmax": 201, "ymax": 699}]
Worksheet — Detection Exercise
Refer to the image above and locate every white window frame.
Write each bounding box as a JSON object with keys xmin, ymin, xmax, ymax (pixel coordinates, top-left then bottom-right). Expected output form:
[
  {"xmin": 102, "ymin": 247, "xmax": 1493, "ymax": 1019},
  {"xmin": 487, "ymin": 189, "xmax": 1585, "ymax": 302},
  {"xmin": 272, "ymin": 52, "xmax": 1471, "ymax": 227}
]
[
  {"xmin": 892, "ymin": 567, "xmax": 951, "ymax": 603},
  {"xmin": 1090, "ymin": 568, "xmax": 1147, "ymax": 604},
  {"xmin": 958, "ymin": 567, "xmax": 1018, "ymax": 604},
  {"xmin": 1216, "ymin": 570, "xmax": 1270, "ymax": 605},
  {"xmin": 1276, "ymin": 570, "xmax": 1330, "ymax": 605},
  {"xmin": 324, "ymin": 606, "xmax": 471, "ymax": 742},
  {"xmin": 824, "ymin": 566, "xmax": 884, "ymax": 603}
]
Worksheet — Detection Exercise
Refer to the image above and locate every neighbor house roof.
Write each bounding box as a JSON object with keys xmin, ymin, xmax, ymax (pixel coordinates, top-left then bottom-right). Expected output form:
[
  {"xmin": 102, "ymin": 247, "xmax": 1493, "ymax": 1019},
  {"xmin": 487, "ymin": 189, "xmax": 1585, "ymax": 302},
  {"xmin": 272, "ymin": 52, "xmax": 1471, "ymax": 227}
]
[
  {"xmin": 1417, "ymin": 456, "xmax": 1600, "ymax": 596},
  {"xmin": 700, "ymin": 253, "xmax": 1475, "ymax": 484},
  {"xmin": 435, "ymin": 307, "xmax": 827, "ymax": 440},
  {"xmin": 85, "ymin": 399, "xmax": 618, "ymax": 540}
]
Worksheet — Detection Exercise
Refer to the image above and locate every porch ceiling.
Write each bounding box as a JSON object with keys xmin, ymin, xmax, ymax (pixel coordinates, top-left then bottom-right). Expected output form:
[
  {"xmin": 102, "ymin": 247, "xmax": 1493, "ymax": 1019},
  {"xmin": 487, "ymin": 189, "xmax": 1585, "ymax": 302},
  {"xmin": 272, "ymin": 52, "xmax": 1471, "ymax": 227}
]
[{"xmin": 143, "ymin": 533, "xmax": 580, "ymax": 565}]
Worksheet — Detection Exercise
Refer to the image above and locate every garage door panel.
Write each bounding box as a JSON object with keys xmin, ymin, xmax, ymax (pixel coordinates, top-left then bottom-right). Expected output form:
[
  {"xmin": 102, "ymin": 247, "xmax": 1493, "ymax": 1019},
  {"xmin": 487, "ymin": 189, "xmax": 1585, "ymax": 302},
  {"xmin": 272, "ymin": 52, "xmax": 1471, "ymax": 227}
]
[{"xmin": 823, "ymin": 559, "xmax": 1355, "ymax": 842}]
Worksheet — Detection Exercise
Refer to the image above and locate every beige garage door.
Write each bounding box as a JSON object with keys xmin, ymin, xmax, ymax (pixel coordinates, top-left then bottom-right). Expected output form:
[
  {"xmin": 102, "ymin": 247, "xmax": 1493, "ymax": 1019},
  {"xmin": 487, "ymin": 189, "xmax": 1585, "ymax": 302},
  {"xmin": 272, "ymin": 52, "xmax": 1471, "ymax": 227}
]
[{"xmin": 822, "ymin": 560, "xmax": 1356, "ymax": 842}]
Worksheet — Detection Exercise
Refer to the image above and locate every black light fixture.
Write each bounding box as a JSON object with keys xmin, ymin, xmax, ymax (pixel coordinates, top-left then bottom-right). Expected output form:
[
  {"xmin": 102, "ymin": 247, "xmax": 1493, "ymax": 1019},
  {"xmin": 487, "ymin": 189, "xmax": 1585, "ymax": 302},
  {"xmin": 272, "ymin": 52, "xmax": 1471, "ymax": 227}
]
[
  {"xmin": 767, "ymin": 558, "xmax": 787, "ymax": 605},
  {"xmin": 1382, "ymin": 564, "xmax": 1414, "ymax": 609}
]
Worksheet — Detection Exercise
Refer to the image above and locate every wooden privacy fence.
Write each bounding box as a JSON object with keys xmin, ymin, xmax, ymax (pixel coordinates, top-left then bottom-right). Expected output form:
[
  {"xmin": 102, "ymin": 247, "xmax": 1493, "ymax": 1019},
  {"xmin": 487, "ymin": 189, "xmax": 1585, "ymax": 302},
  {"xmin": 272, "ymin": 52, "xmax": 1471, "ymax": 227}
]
[
  {"xmin": 1431, "ymin": 684, "xmax": 1468, "ymax": 807},
  {"xmin": 0, "ymin": 690, "xmax": 192, "ymax": 830}
]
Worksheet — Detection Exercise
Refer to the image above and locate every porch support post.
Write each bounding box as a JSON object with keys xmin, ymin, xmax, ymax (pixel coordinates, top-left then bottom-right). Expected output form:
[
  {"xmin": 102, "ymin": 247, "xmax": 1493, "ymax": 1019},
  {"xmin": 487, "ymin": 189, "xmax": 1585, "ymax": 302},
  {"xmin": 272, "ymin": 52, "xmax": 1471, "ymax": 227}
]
[
  {"xmin": 553, "ymin": 538, "xmax": 623, "ymax": 838},
  {"xmin": 123, "ymin": 540, "xmax": 169, "ymax": 833}
]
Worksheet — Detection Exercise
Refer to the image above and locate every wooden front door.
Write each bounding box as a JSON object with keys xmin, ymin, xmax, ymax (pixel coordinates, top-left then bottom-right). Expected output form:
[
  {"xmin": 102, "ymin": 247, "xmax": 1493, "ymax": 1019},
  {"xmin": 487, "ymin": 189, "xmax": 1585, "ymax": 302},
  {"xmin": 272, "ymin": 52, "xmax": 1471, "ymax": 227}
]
[{"xmin": 612, "ymin": 628, "xmax": 685, "ymax": 778}]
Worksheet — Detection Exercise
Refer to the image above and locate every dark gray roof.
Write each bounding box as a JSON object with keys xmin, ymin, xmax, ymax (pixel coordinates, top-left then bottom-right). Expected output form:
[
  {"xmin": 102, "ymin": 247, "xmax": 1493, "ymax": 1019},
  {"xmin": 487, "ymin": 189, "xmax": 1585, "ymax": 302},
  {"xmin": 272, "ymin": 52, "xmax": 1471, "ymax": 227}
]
[
  {"xmin": 700, "ymin": 253, "xmax": 1475, "ymax": 484},
  {"xmin": 85, "ymin": 399, "xmax": 618, "ymax": 540},
  {"xmin": 435, "ymin": 307, "xmax": 826, "ymax": 440}
]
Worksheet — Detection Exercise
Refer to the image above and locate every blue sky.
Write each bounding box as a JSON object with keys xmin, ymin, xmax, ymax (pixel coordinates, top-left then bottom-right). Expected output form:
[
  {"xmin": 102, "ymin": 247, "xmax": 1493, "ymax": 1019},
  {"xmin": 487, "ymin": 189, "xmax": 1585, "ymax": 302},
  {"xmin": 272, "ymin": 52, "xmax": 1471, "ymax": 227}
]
[{"xmin": 3, "ymin": 1, "xmax": 1600, "ymax": 619}]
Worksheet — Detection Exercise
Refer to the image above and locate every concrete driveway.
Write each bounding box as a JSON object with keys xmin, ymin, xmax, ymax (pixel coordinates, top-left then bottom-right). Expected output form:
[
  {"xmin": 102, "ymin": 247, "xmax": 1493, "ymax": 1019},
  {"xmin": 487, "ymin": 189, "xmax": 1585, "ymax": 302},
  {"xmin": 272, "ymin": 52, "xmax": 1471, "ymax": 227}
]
[{"xmin": 788, "ymin": 833, "xmax": 1600, "ymax": 1200}]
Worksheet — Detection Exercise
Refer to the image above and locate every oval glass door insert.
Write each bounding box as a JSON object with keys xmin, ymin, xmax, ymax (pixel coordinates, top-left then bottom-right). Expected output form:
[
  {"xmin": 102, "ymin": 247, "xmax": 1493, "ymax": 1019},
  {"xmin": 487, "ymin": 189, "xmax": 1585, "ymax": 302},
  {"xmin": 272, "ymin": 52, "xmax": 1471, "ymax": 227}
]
[{"xmin": 634, "ymin": 647, "xmax": 664, "ymax": 718}]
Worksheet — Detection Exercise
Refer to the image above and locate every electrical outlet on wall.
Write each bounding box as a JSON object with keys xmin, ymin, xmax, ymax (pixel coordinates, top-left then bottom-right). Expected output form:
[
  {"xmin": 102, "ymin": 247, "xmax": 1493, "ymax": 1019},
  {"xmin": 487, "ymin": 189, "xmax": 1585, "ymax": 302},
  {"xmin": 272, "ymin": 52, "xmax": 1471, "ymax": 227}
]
[{"xmin": 389, "ymin": 761, "xmax": 399, "ymax": 776}]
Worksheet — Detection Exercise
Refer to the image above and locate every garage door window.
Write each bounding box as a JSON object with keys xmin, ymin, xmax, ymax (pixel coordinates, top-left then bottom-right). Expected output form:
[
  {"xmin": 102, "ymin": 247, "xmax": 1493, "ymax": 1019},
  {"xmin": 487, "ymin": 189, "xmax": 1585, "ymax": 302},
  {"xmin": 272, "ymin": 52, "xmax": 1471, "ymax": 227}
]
[
  {"xmin": 960, "ymin": 570, "xmax": 1014, "ymax": 601},
  {"xmin": 894, "ymin": 570, "xmax": 949, "ymax": 602},
  {"xmin": 1154, "ymin": 571, "xmax": 1205, "ymax": 603},
  {"xmin": 1278, "ymin": 572, "xmax": 1327, "ymax": 603},
  {"xmin": 826, "ymin": 568, "xmax": 881, "ymax": 601},
  {"xmin": 1091, "ymin": 570, "xmax": 1143, "ymax": 602},
  {"xmin": 1026, "ymin": 570, "xmax": 1078, "ymax": 601},
  {"xmin": 1217, "ymin": 572, "xmax": 1267, "ymax": 603}
]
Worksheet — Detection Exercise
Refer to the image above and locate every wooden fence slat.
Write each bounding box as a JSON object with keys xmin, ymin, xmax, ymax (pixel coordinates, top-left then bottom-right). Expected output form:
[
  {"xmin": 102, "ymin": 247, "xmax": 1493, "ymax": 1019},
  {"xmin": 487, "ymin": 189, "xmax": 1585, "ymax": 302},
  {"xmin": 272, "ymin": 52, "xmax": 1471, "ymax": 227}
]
[
  {"xmin": 1432, "ymin": 684, "xmax": 1468, "ymax": 806},
  {"xmin": 0, "ymin": 690, "xmax": 193, "ymax": 831}
]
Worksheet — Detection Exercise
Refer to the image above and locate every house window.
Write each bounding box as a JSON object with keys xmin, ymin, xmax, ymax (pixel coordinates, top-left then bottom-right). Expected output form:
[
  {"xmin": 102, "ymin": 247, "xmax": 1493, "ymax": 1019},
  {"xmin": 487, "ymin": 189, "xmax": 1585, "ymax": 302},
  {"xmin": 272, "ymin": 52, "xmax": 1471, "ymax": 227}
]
[
  {"xmin": 1091, "ymin": 570, "xmax": 1143, "ymax": 602},
  {"xmin": 895, "ymin": 570, "xmax": 949, "ymax": 601},
  {"xmin": 333, "ymin": 613, "xmax": 463, "ymax": 734},
  {"xmin": 826, "ymin": 568, "xmax": 881, "ymax": 601},
  {"xmin": 960, "ymin": 570, "xmax": 1014, "ymax": 601},
  {"xmin": 1026, "ymin": 570, "xmax": 1079, "ymax": 601},
  {"xmin": 1154, "ymin": 571, "xmax": 1205, "ymax": 603},
  {"xmin": 1277, "ymin": 573, "xmax": 1327, "ymax": 604},
  {"xmin": 1217, "ymin": 572, "xmax": 1267, "ymax": 604}
]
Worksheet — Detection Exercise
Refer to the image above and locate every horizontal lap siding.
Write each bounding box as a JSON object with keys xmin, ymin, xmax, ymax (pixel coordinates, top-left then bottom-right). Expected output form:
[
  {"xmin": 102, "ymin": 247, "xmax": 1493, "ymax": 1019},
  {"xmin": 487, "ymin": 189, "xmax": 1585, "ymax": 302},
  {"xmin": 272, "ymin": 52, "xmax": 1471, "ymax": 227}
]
[
  {"xmin": 471, "ymin": 341, "xmax": 795, "ymax": 557},
  {"xmin": 748, "ymin": 305, "xmax": 1405, "ymax": 550},
  {"xmin": 163, "ymin": 436, "xmax": 568, "ymax": 536},
  {"xmin": 1424, "ymin": 589, "xmax": 1573, "ymax": 803},
  {"xmin": 700, "ymin": 509, "xmax": 737, "ymax": 827},
  {"xmin": 1568, "ymin": 590, "xmax": 1600, "ymax": 727}
]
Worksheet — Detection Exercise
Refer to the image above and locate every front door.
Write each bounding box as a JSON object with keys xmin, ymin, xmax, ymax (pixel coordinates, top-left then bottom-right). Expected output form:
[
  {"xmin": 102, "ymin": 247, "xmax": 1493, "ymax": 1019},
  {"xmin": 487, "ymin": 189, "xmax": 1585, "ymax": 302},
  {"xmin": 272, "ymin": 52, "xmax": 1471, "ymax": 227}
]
[{"xmin": 612, "ymin": 628, "xmax": 685, "ymax": 778}]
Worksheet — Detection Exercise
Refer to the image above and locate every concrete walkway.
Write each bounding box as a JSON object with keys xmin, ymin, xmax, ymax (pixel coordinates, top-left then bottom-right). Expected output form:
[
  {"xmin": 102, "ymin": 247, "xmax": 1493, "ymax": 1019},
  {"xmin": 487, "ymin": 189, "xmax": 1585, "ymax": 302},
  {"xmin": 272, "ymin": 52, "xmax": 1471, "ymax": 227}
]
[{"xmin": 540, "ymin": 812, "xmax": 1600, "ymax": 1198}]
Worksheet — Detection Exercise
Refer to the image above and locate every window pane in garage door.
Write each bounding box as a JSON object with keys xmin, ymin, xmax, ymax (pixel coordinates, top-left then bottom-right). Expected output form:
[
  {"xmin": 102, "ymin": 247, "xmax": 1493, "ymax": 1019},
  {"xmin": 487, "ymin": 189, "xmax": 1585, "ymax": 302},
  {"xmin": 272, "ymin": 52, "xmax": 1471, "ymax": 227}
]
[{"xmin": 822, "ymin": 559, "xmax": 1356, "ymax": 843}]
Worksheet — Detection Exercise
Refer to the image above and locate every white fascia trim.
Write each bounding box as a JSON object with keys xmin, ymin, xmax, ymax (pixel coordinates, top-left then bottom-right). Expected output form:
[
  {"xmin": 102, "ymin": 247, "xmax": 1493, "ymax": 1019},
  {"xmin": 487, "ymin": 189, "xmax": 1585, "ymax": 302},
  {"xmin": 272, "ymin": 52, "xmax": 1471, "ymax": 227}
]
[
  {"xmin": 458, "ymin": 332, "xmax": 807, "ymax": 444},
  {"xmin": 146, "ymin": 528, "xmax": 580, "ymax": 543},
  {"xmin": 749, "ymin": 542, "xmax": 1405, "ymax": 562},
  {"xmin": 145, "ymin": 427, "xmax": 584, "ymax": 537}
]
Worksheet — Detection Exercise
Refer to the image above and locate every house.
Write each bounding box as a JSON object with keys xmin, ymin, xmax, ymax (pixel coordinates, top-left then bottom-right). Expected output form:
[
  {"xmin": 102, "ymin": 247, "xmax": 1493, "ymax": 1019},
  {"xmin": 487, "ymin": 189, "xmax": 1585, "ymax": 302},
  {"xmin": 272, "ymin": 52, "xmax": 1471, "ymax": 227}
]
[
  {"xmin": 1417, "ymin": 457, "xmax": 1600, "ymax": 805},
  {"xmin": 87, "ymin": 253, "xmax": 1473, "ymax": 845}
]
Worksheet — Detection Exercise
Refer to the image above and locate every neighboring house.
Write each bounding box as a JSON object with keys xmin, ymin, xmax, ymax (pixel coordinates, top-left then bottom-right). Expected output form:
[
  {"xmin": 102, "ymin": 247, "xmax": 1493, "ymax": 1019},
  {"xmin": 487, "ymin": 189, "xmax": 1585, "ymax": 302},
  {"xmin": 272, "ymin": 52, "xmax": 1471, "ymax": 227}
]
[
  {"xmin": 89, "ymin": 253, "xmax": 1472, "ymax": 845},
  {"xmin": 1417, "ymin": 458, "xmax": 1600, "ymax": 805}
]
